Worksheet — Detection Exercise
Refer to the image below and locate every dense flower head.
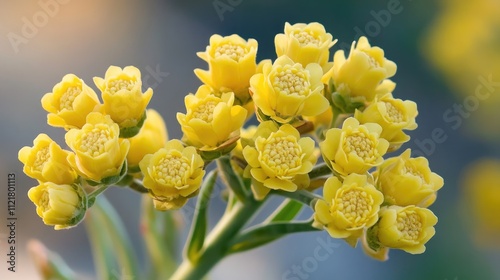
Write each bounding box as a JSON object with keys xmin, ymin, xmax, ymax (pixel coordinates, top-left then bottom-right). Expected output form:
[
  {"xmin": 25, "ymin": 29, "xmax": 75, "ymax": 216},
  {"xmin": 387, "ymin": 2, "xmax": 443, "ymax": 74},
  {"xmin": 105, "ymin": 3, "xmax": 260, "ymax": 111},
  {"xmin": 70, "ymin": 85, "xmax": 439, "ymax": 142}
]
[
  {"xmin": 195, "ymin": 34, "xmax": 258, "ymax": 103},
  {"xmin": 93, "ymin": 66, "xmax": 153, "ymax": 130},
  {"xmin": 320, "ymin": 117, "xmax": 389, "ymax": 176},
  {"xmin": 139, "ymin": 140, "xmax": 205, "ymax": 210},
  {"xmin": 373, "ymin": 149, "xmax": 444, "ymax": 207},
  {"xmin": 18, "ymin": 134, "xmax": 77, "ymax": 184},
  {"xmin": 275, "ymin": 22, "xmax": 336, "ymax": 68},
  {"xmin": 322, "ymin": 36, "xmax": 397, "ymax": 102},
  {"xmin": 177, "ymin": 85, "xmax": 247, "ymax": 150},
  {"xmin": 243, "ymin": 121, "xmax": 317, "ymax": 200},
  {"xmin": 41, "ymin": 74, "xmax": 101, "ymax": 130},
  {"xmin": 250, "ymin": 55, "xmax": 329, "ymax": 123},
  {"xmin": 314, "ymin": 174, "xmax": 384, "ymax": 246},
  {"xmin": 65, "ymin": 112, "xmax": 129, "ymax": 183}
]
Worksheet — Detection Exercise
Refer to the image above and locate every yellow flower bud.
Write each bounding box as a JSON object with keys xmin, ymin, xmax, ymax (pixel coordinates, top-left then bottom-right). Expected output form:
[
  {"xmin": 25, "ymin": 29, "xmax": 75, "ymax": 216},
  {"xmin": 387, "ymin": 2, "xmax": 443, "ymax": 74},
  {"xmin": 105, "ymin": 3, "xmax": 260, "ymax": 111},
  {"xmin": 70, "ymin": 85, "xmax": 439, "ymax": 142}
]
[
  {"xmin": 250, "ymin": 55, "xmax": 329, "ymax": 123},
  {"xmin": 194, "ymin": 34, "xmax": 258, "ymax": 103},
  {"xmin": 41, "ymin": 74, "xmax": 101, "ymax": 130},
  {"xmin": 242, "ymin": 121, "xmax": 317, "ymax": 200},
  {"xmin": 127, "ymin": 109, "xmax": 168, "ymax": 168},
  {"xmin": 322, "ymin": 36, "xmax": 397, "ymax": 102},
  {"xmin": 28, "ymin": 182, "xmax": 86, "ymax": 230},
  {"xmin": 377, "ymin": 205, "xmax": 438, "ymax": 254},
  {"xmin": 139, "ymin": 140, "xmax": 205, "ymax": 210},
  {"xmin": 313, "ymin": 174, "xmax": 384, "ymax": 245},
  {"xmin": 275, "ymin": 22, "xmax": 336, "ymax": 68},
  {"xmin": 355, "ymin": 93, "xmax": 418, "ymax": 151},
  {"xmin": 176, "ymin": 85, "xmax": 247, "ymax": 149},
  {"xmin": 18, "ymin": 134, "xmax": 77, "ymax": 184},
  {"xmin": 373, "ymin": 149, "xmax": 444, "ymax": 207},
  {"xmin": 65, "ymin": 112, "xmax": 130, "ymax": 183},
  {"xmin": 93, "ymin": 66, "xmax": 153, "ymax": 130},
  {"xmin": 320, "ymin": 117, "xmax": 389, "ymax": 176}
]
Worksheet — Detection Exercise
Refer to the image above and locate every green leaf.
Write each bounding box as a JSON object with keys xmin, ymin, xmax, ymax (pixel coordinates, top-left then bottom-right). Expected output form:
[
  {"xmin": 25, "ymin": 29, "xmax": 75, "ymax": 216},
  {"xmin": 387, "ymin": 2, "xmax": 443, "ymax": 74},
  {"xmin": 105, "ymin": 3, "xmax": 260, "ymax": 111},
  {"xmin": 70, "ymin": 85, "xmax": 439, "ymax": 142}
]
[
  {"xmin": 27, "ymin": 240, "xmax": 77, "ymax": 280},
  {"xmin": 266, "ymin": 199, "xmax": 303, "ymax": 223},
  {"xmin": 186, "ymin": 170, "xmax": 218, "ymax": 263},
  {"xmin": 119, "ymin": 111, "xmax": 147, "ymax": 138},
  {"xmin": 216, "ymin": 156, "xmax": 248, "ymax": 201}
]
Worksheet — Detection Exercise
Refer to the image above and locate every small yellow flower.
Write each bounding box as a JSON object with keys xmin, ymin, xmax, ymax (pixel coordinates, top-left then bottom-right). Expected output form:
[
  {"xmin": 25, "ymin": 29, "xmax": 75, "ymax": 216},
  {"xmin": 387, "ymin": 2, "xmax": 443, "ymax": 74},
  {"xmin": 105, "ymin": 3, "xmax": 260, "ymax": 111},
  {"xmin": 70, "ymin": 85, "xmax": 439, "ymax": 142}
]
[
  {"xmin": 65, "ymin": 112, "xmax": 130, "ymax": 183},
  {"xmin": 127, "ymin": 109, "xmax": 168, "ymax": 168},
  {"xmin": 176, "ymin": 85, "xmax": 247, "ymax": 149},
  {"xmin": 355, "ymin": 93, "xmax": 418, "ymax": 151},
  {"xmin": 18, "ymin": 134, "xmax": 77, "ymax": 184},
  {"xmin": 139, "ymin": 140, "xmax": 205, "ymax": 210},
  {"xmin": 231, "ymin": 125, "xmax": 258, "ymax": 175},
  {"xmin": 28, "ymin": 182, "xmax": 86, "ymax": 230},
  {"xmin": 373, "ymin": 149, "xmax": 444, "ymax": 207},
  {"xmin": 322, "ymin": 36, "xmax": 397, "ymax": 102},
  {"xmin": 242, "ymin": 121, "xmax": 317, "ymax": 200},
  {"xmin": 377, "ymin": 205, "xmax": 438, "ymax": 254},
  {"xmin": 250, "ymin": 55, "xmax": 329, "ymax": 123},
  {"xmin": 194, "ymin": 34, "xmax": 258, "ymax": 103},
  {"xmin": 275, "ymin": 22, "xmax": 336, "ymax": 68},
  {"xmin": 93, "ymin": 66, "xmax": 153, "ymax": 129},
  {"xmin": 41, "ymin": 74, "xmax": 101, "ymax": 130},
  {"xmin": 313, "ymin": 174, "xmax": 384, "ymax": 245},
  {"xmin": 320, "ymin": 117, "xmax": 389, "ymax": 176}
]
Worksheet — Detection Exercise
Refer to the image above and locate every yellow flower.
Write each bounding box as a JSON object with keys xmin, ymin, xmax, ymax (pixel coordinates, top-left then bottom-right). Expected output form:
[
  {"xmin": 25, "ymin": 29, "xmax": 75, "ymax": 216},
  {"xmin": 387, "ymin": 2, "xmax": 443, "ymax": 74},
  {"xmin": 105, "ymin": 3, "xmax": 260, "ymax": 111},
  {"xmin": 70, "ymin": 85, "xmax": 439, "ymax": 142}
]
[
  {"xmin": 65, "ymin": 112, "xmax": 130, "ymax": 183},
  {"xmin": 242, "ymin": 121, "xmax": 317, "ymax": 200},
  {"xmin": 313, "ymin": 174, "xmax": 384, "ymax": 245},
  {"xmin": 231, "ymin": 125, "xmax": 258, "ymax": 175},
  {"xmin": 139, "ymin": 140, "xmax": 205, "ymax": 210},
  {"xmin": 250, "ymin": 55, "xmax": 329, "ymax": 123},
  {"xmin": 28, "ymin": 182, "xmax": 86, "ymax": 230},
  {"xmin": 373, "ymin": 149, "xmax": 444, "ymax": 207},
  {"xmin": 41, "ymin": 74, "xmax": 101, "ymax": 130},
  {"xmin": 127, "ymin": 109, "xmax": 168, "ymax": 168},
  {"xmin": 93, "ymin": 66, "xmax": 153, "ymax": 129},
  {"xmin": 18, "ymin": 134, "xmax": 77, "ymax": 184},
  {"xmin": 320, "ymin": 117, "xmax": 389, "ymax": 176},
  {"xmin": 322, "ymin": 36, "xmax": 397, "ymax": 102},
  {"xmin": 355, "ymin": 93, "xmax": 418, "ymax": 151},
  {"xmin": 194, "ymin": 34, "xmax": 258, "ymax": 103},
  {"xmin": 377, "ymin": 205, "xmax": 438, "ymax": 254},
  {"xmin": 275, "ymin": 22, "xmax": 336, "ymax": 68},
  {"xmin": 176, "ymin": 85, "xmax": 247, "ymax": 149}
]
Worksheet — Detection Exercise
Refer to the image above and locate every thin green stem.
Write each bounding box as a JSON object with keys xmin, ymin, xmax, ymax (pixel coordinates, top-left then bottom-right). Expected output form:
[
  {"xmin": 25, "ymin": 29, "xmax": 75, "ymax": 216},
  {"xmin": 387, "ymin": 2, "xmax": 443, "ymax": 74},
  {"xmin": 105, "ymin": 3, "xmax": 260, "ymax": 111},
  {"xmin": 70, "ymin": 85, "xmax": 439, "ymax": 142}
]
[
  {"xmin": 216, "ymin": 156, "xmax": 249, "ymax": 201},
  {"xmin": 129, "ymin": 179, "xmax": 149, "ymax": 193},
  {"xmin": 308, "ymin": 162, "xmax": 332, "ymax": 179},
  {"xmin": 272, "ymin": 190, "xmax": 322, "ymax": 208}
]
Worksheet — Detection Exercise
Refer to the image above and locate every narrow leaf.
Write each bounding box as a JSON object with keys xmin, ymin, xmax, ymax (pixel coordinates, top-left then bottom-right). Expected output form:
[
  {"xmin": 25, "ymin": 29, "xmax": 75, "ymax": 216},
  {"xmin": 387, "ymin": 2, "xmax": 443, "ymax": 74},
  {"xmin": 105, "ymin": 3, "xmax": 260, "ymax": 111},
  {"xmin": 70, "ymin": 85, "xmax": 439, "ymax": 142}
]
[
  {"xmin": 266, "ymin": 199, "xmax": 303, "ymax": 223},
  {"xmin": 217, "ymin": 156, "xmax": 248, "ymax": 201}
]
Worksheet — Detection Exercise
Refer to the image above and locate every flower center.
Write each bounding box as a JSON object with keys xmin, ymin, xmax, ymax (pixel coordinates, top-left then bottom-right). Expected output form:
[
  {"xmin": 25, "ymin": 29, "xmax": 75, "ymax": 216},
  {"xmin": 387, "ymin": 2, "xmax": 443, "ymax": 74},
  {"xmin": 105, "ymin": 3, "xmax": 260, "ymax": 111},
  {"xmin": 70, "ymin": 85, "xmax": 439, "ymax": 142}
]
[
  {"xmin": 34, "ymin": 146, "xmax": 50, "ymax": 172},
  {"xmin": 190, "ymin": 100, "xmax": 217, "ymax": 122},
  {"xmin": 397, "ymin": 211, "xmax": 422, "ymax": 241},
  {"xmin": 153, "ymin": 154, "xmax": 190, "ymax": 188},
  {"xmin": 384, "ymin": 102, "xmax": 404, "ymax": 123},
  {"xmin": 403, "ymin": 164, "xmax": 425, "ymax": 181},
  {"xmin": 343, "ymin": 132, "xmax": 376, "ymax": 161},
  {"xmin": 272, "ymin": 66, "xmax": 310, "ymax": 96},
  {"xmin": 39, "ymin": 190, "xmax": 50, "ymax": 212},
  {"xmin": 80, "ymin": 127, "xmax": 113, "ymax": 157},
  {"xmin": 260, "ymin": 135, "xmax": 302, "ymax": 176},
  {"xmin": 60, "ymin": 86, "xmax": 81, "ymax": 111},
  {"xmin": 214, "ymin": 43, "xmax": 247, "ymax": 62},
  {"xmin": 108, "ymin": 79, "xmax": 135, "ymax": 94},
  {"xmin": 293, "ymin": 30, "xmax": 320, "ymax": 46},
  {"xmin": 334, "ymin": 188, "xmax": 373, "ymax": 225}
]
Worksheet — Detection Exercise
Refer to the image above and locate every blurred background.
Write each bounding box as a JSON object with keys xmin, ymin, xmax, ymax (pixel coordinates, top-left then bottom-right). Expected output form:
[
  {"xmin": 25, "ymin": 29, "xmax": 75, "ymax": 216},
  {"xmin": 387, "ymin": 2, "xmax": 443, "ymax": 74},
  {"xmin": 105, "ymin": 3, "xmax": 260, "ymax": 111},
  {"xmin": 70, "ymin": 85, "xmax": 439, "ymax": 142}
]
[{"xmin": 1, "ymin": 0, "xmax": 499, "ymax": 279}]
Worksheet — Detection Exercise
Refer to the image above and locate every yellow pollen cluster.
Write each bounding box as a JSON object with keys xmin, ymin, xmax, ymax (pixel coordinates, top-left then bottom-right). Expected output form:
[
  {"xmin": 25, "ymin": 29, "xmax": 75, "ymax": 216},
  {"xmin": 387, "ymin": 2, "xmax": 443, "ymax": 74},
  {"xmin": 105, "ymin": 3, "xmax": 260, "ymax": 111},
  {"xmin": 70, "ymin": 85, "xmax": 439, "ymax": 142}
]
[
  {"xmin": 334, "ymin": 188, "xmax": 372, "ymax": 224},
  {"xmin": 39, "ymin": 190, "xmax": 50, "ymax": 212},
  {"xmin": 344, "ymin": 132, "xmax": 376, "ymax": 161},
  {"xmin": 108, "ymin": 79, "xmax": 135, "ymax": 94},
  {"xmin": 80, "ymin": 128, "xmax": 112, "ymax": 157},
  {"xmin": 153, "ymin": 154, "xmax": 190, "ymax": 187},
  {"xmin": 397, "ymin": 211, "xmax": 422, "ymax": 241},
  {"xmin": 214, "ymin": 43, "xmax": 247, "ymax": 62},
  {"xmin": 403, "ymin": 164, "xmax": 425, "ymax": 181},
  {"xmin": 261, "ymin": 136, "xmax": 302, "ymax": 175},
  {"xmin": 60, "ymin": 86, "xmax": 81, "ymax": 111},
  {"xmin": 34, "ymin": 146, "xmax": 50, "ymax": 171},
  {"xmin": 272, "ymin": 66, "xmax": 310, "ymax": 96},
  {"xmin": 366, "ymin": 53, "xmax": 380, "ymax": 68},
  {"xmin": 191, "ymin": 100, "xmax": 217, "ymax": 122},
  {"xmin": 384, "ymin": 102, "xmax": 404, "ymax": 123},
  {"xmin": 293, "ymin": 31, "xmax": 320, "ymax": 46}
]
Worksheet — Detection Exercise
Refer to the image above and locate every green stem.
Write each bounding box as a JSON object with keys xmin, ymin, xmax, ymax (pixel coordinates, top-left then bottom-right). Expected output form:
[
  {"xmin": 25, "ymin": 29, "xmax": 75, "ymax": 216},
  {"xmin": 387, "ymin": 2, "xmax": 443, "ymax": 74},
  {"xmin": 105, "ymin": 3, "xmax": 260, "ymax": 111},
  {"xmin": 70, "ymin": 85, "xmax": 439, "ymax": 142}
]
[
  {"xmin": 170, "ymin": 199, "xmax": 264, "ymax": 280},
  {"xmin": 272, "ymin": 190, "xmax": 322, "ymax": 208},
  {"xmin": 308, "ymin": 162, "xmax": 332, "ymax": 179},
  {"xmin": 216, "ymin": 156, "xmax": 249, "ymax": 201},
  {"xmin": 129, "ymin": 179, "xmax": 149, "ymax": 193}
]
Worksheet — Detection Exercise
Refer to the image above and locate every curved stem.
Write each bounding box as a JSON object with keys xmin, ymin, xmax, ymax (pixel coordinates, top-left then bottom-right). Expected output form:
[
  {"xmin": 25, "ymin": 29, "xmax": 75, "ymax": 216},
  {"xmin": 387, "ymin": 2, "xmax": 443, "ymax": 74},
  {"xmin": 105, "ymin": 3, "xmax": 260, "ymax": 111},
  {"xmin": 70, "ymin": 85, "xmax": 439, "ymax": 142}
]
[
  {"xmin": 308, "ymin": 162, "xmax": 332, "ymax": 179},
  {"xmin": 272, "ymin": 190, "xmax": 322, "ymax": 208}
]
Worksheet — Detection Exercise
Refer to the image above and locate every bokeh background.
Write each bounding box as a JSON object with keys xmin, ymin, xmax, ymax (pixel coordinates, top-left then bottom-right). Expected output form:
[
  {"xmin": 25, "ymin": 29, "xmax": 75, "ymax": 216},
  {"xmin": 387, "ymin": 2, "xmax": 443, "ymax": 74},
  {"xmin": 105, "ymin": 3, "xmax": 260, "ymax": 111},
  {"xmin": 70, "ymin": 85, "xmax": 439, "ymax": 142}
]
[{"xmin": 1, "ymin": 0, "xmax": 499, "ymax": 279}]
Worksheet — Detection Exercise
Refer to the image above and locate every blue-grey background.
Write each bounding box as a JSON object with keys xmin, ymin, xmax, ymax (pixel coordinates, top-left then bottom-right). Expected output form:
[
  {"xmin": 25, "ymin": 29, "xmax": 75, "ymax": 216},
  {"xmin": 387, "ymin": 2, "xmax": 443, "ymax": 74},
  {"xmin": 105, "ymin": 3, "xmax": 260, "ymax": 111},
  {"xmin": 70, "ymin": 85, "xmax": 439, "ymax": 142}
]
[{"xmin": 1, "ymin": 0, "xmax": 499, "ymax": 279}]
